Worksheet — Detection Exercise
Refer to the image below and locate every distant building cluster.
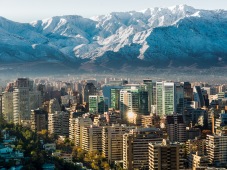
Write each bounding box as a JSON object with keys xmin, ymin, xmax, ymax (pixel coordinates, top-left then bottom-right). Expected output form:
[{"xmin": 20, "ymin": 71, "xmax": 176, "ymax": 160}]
[{"xmin": 1, "ymin": 77, "xmax": 227, "ymax": 169}]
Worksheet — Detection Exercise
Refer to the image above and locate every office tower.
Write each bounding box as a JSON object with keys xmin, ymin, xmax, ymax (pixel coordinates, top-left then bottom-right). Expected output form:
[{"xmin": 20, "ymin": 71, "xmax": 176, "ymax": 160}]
[
  {"xmin": 31, "ymin": 109, "xmax": 47, "ymax": 132},
  {"xmin": 139, "ymin": 90, "xmax": 149, "ymax": 114},
  {"xmin": 152, "ymin": 82, "xmax": 156, "ymax": 105},
  {"xmin": 183, "ymin": 82, "xmax": 193, "ymax": 101},
  {"xmin": 143, "ymin": 79, "xmax": 153, "ymax": 113},
  {"xmin": 163, "ymin": 82, "xmax": 176, "ymax": 115},
  {"xmin": 156, "ymin": 82, "xmax": 163, "ymax": 115},
  {"xmin": 102, "ymin": 124, "xmax": 128, "ymax": 164},
  {"xmin": 103, "ymin": 84, "xmax": 122, "ymax": 108},
  {"xmin": 206, "ymin": 134, "xmax": 227, "ymax": 166},
  {"xmin": 110, "ymin": 89, "xmax": 120, "ymax": 110},
  {"xmin": 149, "ymin": 139, "xmax": 185, "ymax": 170},
  {"xmin": 48, "ymin": 111, "xmax": 69, "ymax": 136},
  {"xmin": 120, "ymin": 89, "xmax": 139, "ymax": 114},
  {"xmin": 81, "ymin": 125, "xmax": 102, "ymax": 152},
  {"xmin": 120, "ymin": 89, "xmax": 139, "ymax": 122},
  {"xmin": 156, "ymin": 82, "xmax": 176, "ymax": 116},
  {"xmin": 120, "ymin": 86, "xmax": 148, "ymax": 123},
  {"xmin": 176, "ymin": 82, "xmax": 184, "ymax": 114},
  {"xmin": 89, "ymin": 95, "xmax": 98, "ymax": 113},
  {"xmin": 123, "ymin": 128, "xmax": 163, "ymax": 170},
  {"xmin": 98, "ymin": 96, "xmax": 105, "ymax": 114},
  {"xmin": 193, "ymin": 86, "xmax": 205, "ymax": 108},
  {"xmin": 82, "ymin": 82, "xmax": 96, "ymax": 103},
  {"xmin": 89, "ymin": 95, "xmax": 106, "ymax": 114},
  {"xmin": 166, "ymin": 114, "xmax": 186, "ymax": 142},
  {"xmin": 13, "ymin": 78, "xmax": 41, "ymax": 125}
]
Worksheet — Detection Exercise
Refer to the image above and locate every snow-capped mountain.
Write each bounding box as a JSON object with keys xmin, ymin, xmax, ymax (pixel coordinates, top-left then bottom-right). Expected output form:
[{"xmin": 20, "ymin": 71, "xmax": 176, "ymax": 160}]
[{"xmin": 0, "ymin": 5, "xmax": 226, "ymax": 72}]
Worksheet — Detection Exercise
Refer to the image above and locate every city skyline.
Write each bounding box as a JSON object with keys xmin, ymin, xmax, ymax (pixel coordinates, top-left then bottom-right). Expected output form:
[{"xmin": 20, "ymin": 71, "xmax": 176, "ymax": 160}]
[
  {"xmin": 1, "ymin": 76, "xmax": 227, "ymax": 169},
  {"xmin": 0, "ymin": 0, "xmax": 226, "ymax": 22}
]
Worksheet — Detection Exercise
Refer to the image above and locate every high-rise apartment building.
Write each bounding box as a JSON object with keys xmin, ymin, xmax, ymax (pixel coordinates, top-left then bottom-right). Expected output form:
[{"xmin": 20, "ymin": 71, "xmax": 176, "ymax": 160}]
[
  {"xmin": 206, "ymin": 134, "xmax": 227, "ymax": 166},
  {"xmin": 2, "ymin": 80, "xmax": 42, "ymax": 124},
  {"xmin": 49, "ymin": 98, "xmax": 61, "ymax": 113},
  {"xmin": 48, "ymin": 111, "xmax": 69, "ymax": 136},
  {"xmin": 13, "ymin": 78, "xmax": 42, "ymax": 125},
  {"xmin": 69, "ymin": 113, "xmax": 77, "ymax": 143},
  {"xmin": 69, "ymin": 116, "xmax": 93, "ymax": 147},
  {"xmin": 141, "ymin": 115, "xmax": 153, "ymax": 127},
  {"xmin": 31, "ymin": 109, "xmax": 47, "ymax": 132},
  {"xmin": 81, "ymin": 125, "xmax": 102, "ymax": 152},
  {"xmin": 188, "ymin": 152, "xmax": 209, "ymax": 170},
  {"xmin": 149, "ymin": 140, "xmax": 185, "ymax": 170},
  {"xmin": 2, "ymin": 91, "xmax": 13, "ymax": 122},
  {"xmin": 123, "ymin": 127, "xmax": 163, "ymax": 170},
  {"xmin": 166, "ymin": 114, "xmax": 186, "ymax": 142},
  {"xmin": 102, "ymin": 124, "xmax": 129, "ymax": 163},
  {"xmin": 186, "ymin": 138, "xmax": 206, "ymax": 156}
]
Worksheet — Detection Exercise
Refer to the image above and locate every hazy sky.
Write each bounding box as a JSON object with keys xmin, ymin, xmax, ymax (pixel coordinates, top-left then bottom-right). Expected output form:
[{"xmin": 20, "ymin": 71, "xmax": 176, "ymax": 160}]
[{"xmin": 0, "ymin": 0, "xmax": 226, "ymax": 23}]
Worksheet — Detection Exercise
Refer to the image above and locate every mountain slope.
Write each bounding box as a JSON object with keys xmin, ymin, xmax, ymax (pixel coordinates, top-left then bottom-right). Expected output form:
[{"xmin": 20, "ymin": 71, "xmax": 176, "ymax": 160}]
[{"xmin": 0, "ymin": 5, "xmax": 226, "ymax": 72}]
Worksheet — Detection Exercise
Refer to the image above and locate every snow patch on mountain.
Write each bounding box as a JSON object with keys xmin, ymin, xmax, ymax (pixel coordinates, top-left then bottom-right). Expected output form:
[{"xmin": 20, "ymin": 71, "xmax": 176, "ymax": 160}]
[{"xmin": 0, "ymin": 4, "xmax": 226, "ymax": 70}]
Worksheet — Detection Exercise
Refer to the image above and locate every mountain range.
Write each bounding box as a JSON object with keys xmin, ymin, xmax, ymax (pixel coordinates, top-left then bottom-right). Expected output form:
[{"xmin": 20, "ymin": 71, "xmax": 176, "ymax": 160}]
[{"xmin": 0, "ymin": 4, "xmax": 226, "ymax": 73}]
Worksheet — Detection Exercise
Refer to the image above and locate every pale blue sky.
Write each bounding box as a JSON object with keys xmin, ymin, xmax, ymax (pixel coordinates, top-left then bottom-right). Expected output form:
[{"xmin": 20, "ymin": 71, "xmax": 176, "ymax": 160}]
[{"xmin": 0, "ymin": 0, "xmax": 226, "ymax": 23}]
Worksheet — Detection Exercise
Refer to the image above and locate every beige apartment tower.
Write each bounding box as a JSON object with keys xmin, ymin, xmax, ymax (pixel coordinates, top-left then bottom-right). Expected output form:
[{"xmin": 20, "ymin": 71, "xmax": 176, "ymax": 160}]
[
  {"xmin": 48, "ymin": 111, "xmax": 69, "ymax": 136},
  {"xmin": 31, "ymin": 109, "xmax": 47, "ymax": 132},
  {"xmin": 149, "ymin": 140, "xmax": 185, "ymax": 170},
  {"xmin": 69, "ymin": 116, "xmax": 92, "ymax": 147},
  {"xmin": 81, "ymin": 125, "xmax": 102, "ymax": 152},
  {"xmin": 102, "ymin": 124, "xmax": 128, "ymax": 163},
  {"xmin": 206, "ymin": 134, "xmax": 227, "ymax": 165},
  {"xmin": 123, "ymin": 128, "xmax": 163, "ymax": 170}
]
